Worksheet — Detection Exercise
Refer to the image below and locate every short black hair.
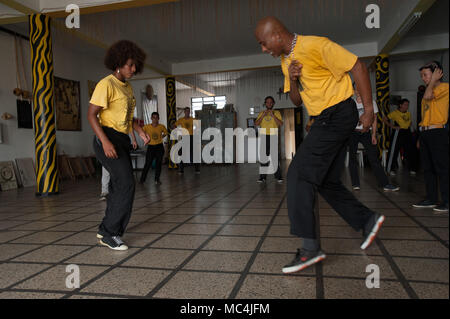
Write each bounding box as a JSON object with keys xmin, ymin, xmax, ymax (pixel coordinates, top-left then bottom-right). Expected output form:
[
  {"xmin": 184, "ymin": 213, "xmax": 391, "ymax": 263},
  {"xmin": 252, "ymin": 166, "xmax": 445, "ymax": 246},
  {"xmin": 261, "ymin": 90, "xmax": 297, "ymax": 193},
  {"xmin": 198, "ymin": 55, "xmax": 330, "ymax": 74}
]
[
  {"xmin": 104, "ymin": 40, "xmax": 146, "ymax": 74},
  {"xmin": 399, "ymin": 98, "xmax": 409, "ymax": 105},
  {"xmin": 151, "ymin": 112, "xmax": 159, "ymax": 118},
  {"xmin": 264, "ymin": 96, "xmax": 275, "ymax": 104},
  {"xmin": 419, "ymin": 60, "xmax": 443, "ymax": 73}
]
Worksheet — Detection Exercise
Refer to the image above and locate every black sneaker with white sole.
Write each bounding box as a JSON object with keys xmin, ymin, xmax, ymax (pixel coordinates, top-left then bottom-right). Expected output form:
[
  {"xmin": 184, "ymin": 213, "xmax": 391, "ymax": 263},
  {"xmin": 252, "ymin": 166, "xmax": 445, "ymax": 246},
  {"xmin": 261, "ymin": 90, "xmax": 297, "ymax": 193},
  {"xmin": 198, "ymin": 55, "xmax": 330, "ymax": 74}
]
[
  {"xmin": 282, "ymin": 249, "xmax": 326, "ymax": 274},
  {"xmin": 412, "ymin": 199, "xmax": 437, "ymax": 208},
  {"xmin": 361, "ymin": 213, "xmax": 385, "ymax": 250},
  {"xmin": 100, "ymin": 236, "xmax": 128, "ymax": 251},
  {"xmin": 257, "ymin": 178, "xmax": 266, "ymax": 183},
  {"xmin": 433, "ymin": 203, "xmax": 449, "ymax": 213}
]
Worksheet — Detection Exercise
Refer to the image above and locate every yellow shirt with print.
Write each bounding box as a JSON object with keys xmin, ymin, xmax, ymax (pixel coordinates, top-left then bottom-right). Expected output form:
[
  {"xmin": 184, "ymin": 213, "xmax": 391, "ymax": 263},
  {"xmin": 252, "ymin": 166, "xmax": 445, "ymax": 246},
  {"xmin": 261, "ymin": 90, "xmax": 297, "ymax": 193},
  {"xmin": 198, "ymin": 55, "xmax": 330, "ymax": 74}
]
[
  {"xmin": 281, "ymin": 36, "xmax": 357, "ymax": 116},
  {"xmin": 175, "ymin": 117, "xmax": 194, "ymax": 135},
  {"xmin": 143, "ymin": 124, "xmax": 168, "ymax": 145},
  {"xmin": 420, "ymin": 82, "xmax": 449, "ymax": 127},
  {"xmin": 90, "ymin": 74, "xmax": 136, "ymax": 134},
  {"xmin": 256, "ymin": 110, "xmax": 283, "ymax": 135},
  {"xmin": 388, "ymin": 109, "xmax": 411, "ymax": 129}
]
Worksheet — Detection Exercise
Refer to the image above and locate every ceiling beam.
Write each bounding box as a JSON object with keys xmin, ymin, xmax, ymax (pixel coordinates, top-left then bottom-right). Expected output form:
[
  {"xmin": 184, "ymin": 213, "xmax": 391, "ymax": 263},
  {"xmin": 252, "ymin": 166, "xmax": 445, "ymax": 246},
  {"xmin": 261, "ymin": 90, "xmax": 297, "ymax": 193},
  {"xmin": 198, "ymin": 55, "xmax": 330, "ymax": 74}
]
[
  {"xmin": 369, "ymin": 0, "xmax": 437, "ymax": 69},
  {"xmin": 0, "ymin": 0, "xmax": 169, "ymax": 75},
  {"xmin": 44, "ymin": 0, "xmax": 179, "ymax": 18}
]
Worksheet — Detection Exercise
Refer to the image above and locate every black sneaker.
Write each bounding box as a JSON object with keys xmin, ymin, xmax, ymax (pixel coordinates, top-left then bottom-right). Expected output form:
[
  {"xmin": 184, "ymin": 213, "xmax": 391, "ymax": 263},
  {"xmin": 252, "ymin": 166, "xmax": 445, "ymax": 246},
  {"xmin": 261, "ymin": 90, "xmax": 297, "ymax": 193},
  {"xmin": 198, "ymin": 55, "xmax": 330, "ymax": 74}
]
[
  {"xmin": 383, "ymin": 184, "xmax": 399, "ymax": 192},
  {"xmin": 155, "ymin": 180, "xmax": 162, "ymax": 185},
  {"xmin": 100, "ymin": 236, "xmax": 128, "ymax": 251},
  {"xmin": 352, "ymin": 185, "xmax": 361, "ymax": 190},
  {"xmin": 412, "ymin": 199, "xmax": 437, "ymax": 208},
  {"xmin": 257, "ymin": 178, "xmax": 266, "ymax": 183},
  {"xmin": 361, "ymin": 213, "xmax": 385, "ymax": 250},
  {"xmin": 433, "ymin": 203, "xmax": 449, "ymax": 213},
  {"xmin": 282, "ymin": 249, "xmax": 326, "ymax": 274},
  {"xmin": 277, "ymin": 178, "xmax": 284, "ymax": 183}
]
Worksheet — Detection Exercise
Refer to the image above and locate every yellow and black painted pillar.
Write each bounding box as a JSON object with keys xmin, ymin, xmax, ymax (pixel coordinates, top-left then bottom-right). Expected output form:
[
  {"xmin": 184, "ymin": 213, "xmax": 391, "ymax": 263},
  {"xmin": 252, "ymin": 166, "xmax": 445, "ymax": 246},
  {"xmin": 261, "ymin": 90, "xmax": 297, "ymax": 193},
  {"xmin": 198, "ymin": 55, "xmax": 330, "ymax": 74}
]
[
  {"xmin": 29, "ymin": 14, "xmax": 59, "ymax": 196},
  {"xmin": 375, "ymin": 54, "xmax": 391, "ymax": 156},
  {"xmin": 166, "ymin": 76, "xmax": 178, "ymax": 169}
]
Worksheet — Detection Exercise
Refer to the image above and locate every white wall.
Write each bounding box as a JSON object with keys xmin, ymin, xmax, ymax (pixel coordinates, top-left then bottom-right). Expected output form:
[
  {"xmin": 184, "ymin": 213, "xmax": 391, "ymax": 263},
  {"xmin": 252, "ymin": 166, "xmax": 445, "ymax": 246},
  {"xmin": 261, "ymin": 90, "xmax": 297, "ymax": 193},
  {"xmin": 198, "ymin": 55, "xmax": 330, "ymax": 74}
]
[{"xmin": 0, "ymin": 29, "xmax": 109, "ymax": 164}]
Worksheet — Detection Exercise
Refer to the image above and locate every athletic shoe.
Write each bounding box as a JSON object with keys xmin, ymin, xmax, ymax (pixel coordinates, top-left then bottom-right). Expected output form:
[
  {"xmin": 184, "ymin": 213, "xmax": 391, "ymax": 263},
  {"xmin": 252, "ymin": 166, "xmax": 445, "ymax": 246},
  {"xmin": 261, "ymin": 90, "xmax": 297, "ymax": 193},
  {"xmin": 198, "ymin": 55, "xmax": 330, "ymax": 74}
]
[
  {"xmin": 277, "ymin": 178, "xmax": 284, "ymax": 183},
  {"xmin": 155, "ymin": 180, "xmax": 162, "ymax": 185},
  {"xmin": 383, "ymin": 184, "xmax": 400, "ymax": 192},
  {"xmin": 100, "ymin": 236, "xmax": 128, "ymax": 251},
  {"xmin": 433, "ymin": 203, "xmax": 449, "ymax": 213},
  {"xmin": 410, "ymin": 171, "xmax": 417, "ymax": 176},
  {"xmin": 96, "ymin": 233, "xmax": 103, "ymax": 239},
  {"xmin": 99, "ymin": 193, "xmax": 108, "ymax": 201},
  {"xmin": 389, "ymin": 171, "xmax": 396, "ymax": 176},
  {"xmin": 257, "ymin": 178, "xmax": 266, "ymax": 183},
  {"xmin": 352, "ymin": 185, "xmax": 361, "ymax": 190},
  {"xmin": 282, "ymin": 249, "xmax": 326, "ymax": 274},
  {"xmin": 412, "ymin": 199, "xmax": 437, "ymax": 209},
  {"xmin": 361, "ymin": 213, "xmax": 385, "ymax": 250}
]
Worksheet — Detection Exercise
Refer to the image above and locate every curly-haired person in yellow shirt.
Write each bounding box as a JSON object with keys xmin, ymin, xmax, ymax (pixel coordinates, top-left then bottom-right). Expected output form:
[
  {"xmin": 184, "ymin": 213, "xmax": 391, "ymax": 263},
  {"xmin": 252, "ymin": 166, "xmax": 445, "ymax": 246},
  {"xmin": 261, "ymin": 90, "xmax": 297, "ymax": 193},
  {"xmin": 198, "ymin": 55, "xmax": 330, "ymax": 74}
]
[{"xmin": 87, "ymin": 40, "xmax": 150, "ymax": 251}]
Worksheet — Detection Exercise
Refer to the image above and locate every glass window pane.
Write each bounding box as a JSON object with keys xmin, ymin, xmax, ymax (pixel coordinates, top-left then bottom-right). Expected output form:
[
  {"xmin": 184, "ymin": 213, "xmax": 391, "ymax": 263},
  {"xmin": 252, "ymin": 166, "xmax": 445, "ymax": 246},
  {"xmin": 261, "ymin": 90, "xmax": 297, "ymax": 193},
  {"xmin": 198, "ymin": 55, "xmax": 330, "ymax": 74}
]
[
  {"xmin": 203, "ymin": 97, "xmax": 214, "ymax": 102},
  {"xmin": 215, "ymin": 96, "xmax": 226, "ymax": 101},
  {"xmin": 192, "ymin": 97, "xmax": 203, "ymax": 103}
]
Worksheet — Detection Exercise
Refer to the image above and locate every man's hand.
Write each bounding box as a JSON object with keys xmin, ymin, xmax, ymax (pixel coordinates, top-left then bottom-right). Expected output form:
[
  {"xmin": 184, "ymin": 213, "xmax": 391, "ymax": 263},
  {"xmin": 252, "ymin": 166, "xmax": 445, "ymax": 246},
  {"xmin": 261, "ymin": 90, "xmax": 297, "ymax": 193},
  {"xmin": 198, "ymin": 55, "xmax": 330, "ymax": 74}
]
[
  {"xmin": 288, "ymin": 61, "xmax": 302, "ymax": 82},
  {"xmin": 431, "ymin": 68, "xmax": 444, "ymax": 83},
  {"xmin": 371, "ymin": 134, "xmax": 377, "ymax": 145},
  {"xmin": 359, "ymin": 111, "xmax": 374, "ymax": 133},
  {"xmin": 140, "ymin": 132, "xmax": 151, "ymax": 145},
  {"xmin": 131, "ymin": 140, "xmax": 138, "ymax": 150},
  {"xmin": 103, "ymin": 140, "xmax": 118, "ymax": 159}
]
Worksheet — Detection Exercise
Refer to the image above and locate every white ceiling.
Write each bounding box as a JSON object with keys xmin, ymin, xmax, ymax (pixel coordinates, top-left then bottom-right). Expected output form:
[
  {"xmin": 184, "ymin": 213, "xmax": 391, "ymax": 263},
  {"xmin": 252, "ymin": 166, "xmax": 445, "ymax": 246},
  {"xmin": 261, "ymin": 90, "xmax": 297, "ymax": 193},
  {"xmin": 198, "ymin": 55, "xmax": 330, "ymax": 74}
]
[{"xmin": 1, "ymin": 0, "xmax": 448, "ymax": 85}]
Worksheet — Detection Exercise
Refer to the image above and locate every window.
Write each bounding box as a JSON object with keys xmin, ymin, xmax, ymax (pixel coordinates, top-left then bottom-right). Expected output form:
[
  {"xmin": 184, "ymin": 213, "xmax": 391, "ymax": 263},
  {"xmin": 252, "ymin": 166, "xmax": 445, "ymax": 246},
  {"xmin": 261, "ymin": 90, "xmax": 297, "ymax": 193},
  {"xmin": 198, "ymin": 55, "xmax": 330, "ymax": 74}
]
[{"xmin": 191, "ymin": 96, "xmax": 227, "ymax": 116}]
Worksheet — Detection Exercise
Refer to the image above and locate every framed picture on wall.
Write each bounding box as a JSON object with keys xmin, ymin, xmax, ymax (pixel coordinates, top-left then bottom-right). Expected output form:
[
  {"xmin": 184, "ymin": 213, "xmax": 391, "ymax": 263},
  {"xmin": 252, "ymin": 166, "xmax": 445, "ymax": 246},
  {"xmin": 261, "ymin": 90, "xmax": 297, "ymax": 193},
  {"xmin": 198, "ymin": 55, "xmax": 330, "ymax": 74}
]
[{"xmin": 54, "ymin": 76, "xmax": 81, "ymax": 131}]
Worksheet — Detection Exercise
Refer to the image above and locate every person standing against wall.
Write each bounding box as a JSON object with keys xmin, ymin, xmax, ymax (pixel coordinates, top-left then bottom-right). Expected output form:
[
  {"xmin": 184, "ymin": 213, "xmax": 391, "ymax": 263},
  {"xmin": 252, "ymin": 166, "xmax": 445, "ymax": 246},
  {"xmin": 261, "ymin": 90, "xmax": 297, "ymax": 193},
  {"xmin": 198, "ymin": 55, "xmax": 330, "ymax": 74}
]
[
  {"xmin": 255, "ymin": 96, "xmax": 284, "ymax": 183},
  {"xmin": 413, "ymin": 61, "xmax": 449, "ymax": 213}
]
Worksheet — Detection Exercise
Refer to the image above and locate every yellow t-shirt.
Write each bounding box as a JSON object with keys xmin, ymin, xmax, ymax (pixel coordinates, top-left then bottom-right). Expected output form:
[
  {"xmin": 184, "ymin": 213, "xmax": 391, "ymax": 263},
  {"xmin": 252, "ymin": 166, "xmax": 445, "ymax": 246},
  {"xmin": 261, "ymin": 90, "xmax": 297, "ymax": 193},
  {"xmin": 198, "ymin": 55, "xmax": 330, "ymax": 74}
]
[
  {"xmin": 175, "ymin": 117, "xmax": 194, "ymax": 135},
  {"xmin": 90, "ymin": 74, "xmax": 136, "ymax": 134},
  {"xmin": 256, "ymin": 110, "xmax": 283, "ymax": 135},
  {"xmin": 281, "ymin": 35, "xmax": 357, "ymax": 116},
  {"xmin": 420, "ymin": 82, "xmax": 449, "ymax": 127},
  {"xmin": 388, "ymin": 109, "xmax": 411, "ymax": 129},
  {"xmin": 143, "ymin": 124, "xmax": 168, "ymax": 145}
]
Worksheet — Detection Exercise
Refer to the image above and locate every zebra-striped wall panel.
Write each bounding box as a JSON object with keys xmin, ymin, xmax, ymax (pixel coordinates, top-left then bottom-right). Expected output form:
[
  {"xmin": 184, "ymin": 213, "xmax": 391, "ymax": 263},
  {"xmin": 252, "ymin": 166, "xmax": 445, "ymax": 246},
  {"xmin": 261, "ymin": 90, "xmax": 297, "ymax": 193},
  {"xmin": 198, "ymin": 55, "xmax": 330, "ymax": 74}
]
[
  {"xmin": 29, "ymin": 14, "xmax": 59, "ymax": 196},
  {"xmin": 166, "ymin": 77, "xmax": 178, "ymax": 169},
  {"xmin": 375, "ymin": 54, "xmax": 391, "ymax": 155}
]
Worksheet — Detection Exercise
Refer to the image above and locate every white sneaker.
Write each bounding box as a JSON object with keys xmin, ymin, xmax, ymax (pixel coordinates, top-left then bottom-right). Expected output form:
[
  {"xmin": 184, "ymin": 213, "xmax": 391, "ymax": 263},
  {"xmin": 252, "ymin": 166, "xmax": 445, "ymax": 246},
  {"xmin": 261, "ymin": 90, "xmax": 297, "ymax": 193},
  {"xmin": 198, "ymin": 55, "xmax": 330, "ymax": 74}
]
[{"xmin": 100, "ymin": 236, "xmax": 128, "ymax": 251}]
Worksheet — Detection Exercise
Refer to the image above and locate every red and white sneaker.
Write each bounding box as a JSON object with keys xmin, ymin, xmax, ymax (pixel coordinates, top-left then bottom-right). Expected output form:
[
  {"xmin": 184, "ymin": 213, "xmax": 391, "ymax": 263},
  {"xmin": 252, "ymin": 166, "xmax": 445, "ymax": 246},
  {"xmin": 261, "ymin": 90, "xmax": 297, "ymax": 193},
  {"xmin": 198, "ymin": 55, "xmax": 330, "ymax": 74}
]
[
  {"xmin": 361, "ymin": 213, "xmax": 385, "ymax": 250},
  {"xmin": 282, "ymin": 249, "xmax": 326, "ymax": 274}
]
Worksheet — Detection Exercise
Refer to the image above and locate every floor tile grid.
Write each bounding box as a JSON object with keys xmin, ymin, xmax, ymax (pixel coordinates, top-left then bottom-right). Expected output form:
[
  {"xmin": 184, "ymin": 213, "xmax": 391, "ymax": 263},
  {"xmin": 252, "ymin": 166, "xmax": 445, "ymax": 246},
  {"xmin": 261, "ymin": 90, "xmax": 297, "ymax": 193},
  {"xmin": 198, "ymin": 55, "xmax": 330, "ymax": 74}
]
[
  {"xmin": 367, "ymin": 181, "xmax": 447, "ymax": 298},
  {"xmin": 141, "ymin": 184, "xmax": 270, "ymax": 299},
  {"xmin": 368, "ymin": 179, "xmax": 449, "ymax": 248},
  {"xmin": 1, "ymin": 167, "xmax": 244, "ymax": 297},
  {"xmin": 0, "ymin": 167, "xmax": 242, "ymax": 253},
  {"xmin": 59, "ymin": 174, "xmax": 262, "ymax": 298},
  {"xmin": 225, "ymin": 193, "xmax": 317, "ymax": 298}
]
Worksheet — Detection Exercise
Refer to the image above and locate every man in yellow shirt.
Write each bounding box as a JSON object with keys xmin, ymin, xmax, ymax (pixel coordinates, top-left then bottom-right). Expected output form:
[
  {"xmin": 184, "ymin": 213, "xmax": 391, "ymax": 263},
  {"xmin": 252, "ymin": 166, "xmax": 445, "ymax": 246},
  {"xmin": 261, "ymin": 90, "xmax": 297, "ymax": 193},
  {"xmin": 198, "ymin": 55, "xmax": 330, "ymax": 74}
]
[
  {"xmin": 412, "ymin": 61, "xmax": 449, "ymax": 213},
  {"xmin": 173, "ymin": 107, "xmax": 200, "ymax": 174},
  {"xmin": 255, "ymin": 96, "xmax": 283, "ymax": 183},
  {"xmin": 255, "ymin": 16, "xmax": 384, "ymax": 273},
  {"xmin": 382, "ymin": 99, "xmax": 418, "ymax": 175},
  {"xmin": 140, "ymin": 112, "xmax": 168, "ymax": 185}
]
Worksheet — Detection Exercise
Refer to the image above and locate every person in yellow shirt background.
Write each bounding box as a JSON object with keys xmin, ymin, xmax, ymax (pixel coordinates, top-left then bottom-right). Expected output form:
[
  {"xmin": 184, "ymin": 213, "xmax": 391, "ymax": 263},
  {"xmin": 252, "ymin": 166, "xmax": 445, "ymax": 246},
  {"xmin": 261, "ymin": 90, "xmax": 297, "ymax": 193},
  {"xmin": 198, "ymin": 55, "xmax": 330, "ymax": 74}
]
[
  {"xmin": 255, "ymin": 96, "xmax": 283, "ymax": 183},
  {"xmin": 412, "ymin": 61, "xmax": 449, "ymax": 213},
  {"xmin": 382, "ymin": 98, "xmax": 419, "ymax": 175},
  {"xmin": 255, "ymin": 16, "xmax": 384, "ymax": 274},
  {"xmin": 87, "ymin": 40, "xmax": 150, "ymax": 251},
  {"xmin": 173, "ymin": 107, "xmax": 200, "ymax": 174},
  {"xmin": 140, "ymin": 112, "xmax": 168, "ymax": 185}
]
